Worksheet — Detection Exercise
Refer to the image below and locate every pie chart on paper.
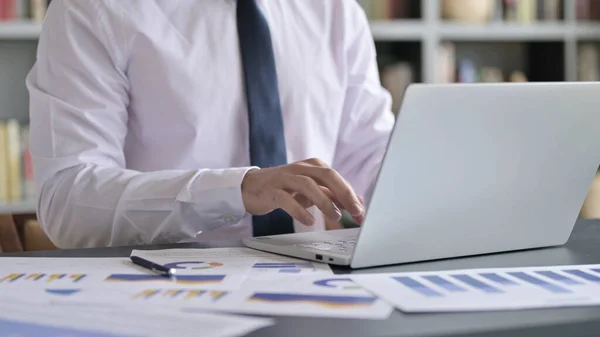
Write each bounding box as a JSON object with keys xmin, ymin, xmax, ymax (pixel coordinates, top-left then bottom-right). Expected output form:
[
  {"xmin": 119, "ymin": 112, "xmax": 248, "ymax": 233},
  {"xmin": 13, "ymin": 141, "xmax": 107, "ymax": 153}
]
[{"xmin": 313, "ymin": 278, "xmax": 363, "ymax": 290}]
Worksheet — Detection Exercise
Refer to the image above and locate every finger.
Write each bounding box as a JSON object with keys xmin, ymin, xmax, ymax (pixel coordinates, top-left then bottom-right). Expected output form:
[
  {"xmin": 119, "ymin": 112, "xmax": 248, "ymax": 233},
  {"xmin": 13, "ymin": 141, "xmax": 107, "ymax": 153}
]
[
  {"xmin": 321, "ymin": 186, "xmax": 365, "ymax": 224},
  {"xmin": 320, "ymin": 185, "xmax": 364, "ymax": 224},
  {"xmin": 288, "ymin": 181, "xmax": 332, "ymax": 210},
  {"xmin": 295, "ymin": 190, "xmax": 344, "ymax": 220},
  {"xmin": 293, "ymin": 185, "xmax": 347, "ymax": 212},
  {"xmin": 294, "ymin": 194, "xmax": 314, "ymax": 209},
  {"xmin": 290, "ymin": 159, "xmax": 362, "ymax": 218},
  {"xmin": 294, "ymin": 166, "xmax": 363, "ymax": 217},
  {"xmin": 283, "ymin": 175, "xmax": 342, "ymax": 221},
  {"xmin": 319, "ymin": 186, "xmax": 344, "ymax": 212},
  {"xmin": 301, "ymin": 157, "xmax": 328, "ymax": 168},
  {"xmin": 272, "ymin": 190, "xmax": 315, "ymax": 226}
]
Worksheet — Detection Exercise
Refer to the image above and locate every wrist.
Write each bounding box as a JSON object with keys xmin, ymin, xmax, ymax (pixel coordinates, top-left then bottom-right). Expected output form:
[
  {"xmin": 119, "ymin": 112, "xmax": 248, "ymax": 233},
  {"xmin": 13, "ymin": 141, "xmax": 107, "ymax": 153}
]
[{"xmin": 241, "ymin": 166, "xmax": 261, "ymax": 213}]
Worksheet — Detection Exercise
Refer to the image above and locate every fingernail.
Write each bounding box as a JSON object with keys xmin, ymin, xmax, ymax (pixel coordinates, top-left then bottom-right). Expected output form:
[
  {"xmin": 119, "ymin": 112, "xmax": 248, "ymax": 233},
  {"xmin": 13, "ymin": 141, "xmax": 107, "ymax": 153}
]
[
  {"xmin": 351, "ymin": 203, "xmax": 363, "ymax": 216},
  {"xmin": 333, "ymin": 206, "xmax": 342, "ymax": 220},
  {"xmin": 304, "ymin": 214, "xmax": 315, "ymax": 226}
]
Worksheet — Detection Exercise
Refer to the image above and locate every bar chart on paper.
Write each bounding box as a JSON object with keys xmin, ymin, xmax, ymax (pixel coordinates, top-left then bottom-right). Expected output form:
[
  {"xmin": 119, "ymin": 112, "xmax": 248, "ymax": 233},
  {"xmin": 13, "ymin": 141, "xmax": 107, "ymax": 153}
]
[
  {"xmin": 0, "ymin": 273, "xmax": 87, "ymax": 284},
  {"xmin": 351, "ymin": 265, "xmax": 600, "ymax": 312}
]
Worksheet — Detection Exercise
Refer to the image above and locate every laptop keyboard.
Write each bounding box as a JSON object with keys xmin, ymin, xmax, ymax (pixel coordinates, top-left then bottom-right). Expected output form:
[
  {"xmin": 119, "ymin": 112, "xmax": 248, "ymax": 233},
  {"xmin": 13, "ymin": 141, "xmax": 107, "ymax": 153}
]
[{"xmin": 295, "ymin": 239, "xmax": 356, "ymax": 254}]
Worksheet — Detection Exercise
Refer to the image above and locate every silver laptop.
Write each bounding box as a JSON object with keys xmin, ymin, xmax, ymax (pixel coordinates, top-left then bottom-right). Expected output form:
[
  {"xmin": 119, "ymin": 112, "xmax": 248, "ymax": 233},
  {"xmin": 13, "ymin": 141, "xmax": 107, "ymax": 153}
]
[{"xmin": 243, "ymin": 82, "xmax": 600, "ymax": 269}]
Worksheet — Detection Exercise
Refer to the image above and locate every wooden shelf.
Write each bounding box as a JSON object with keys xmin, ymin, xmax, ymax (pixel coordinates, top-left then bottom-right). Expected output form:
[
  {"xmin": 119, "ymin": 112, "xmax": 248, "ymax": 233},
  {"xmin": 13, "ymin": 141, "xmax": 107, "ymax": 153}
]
[
  {"xmin": 369, "ymin": 20, "xmax": 426, "ymax": 41},
  {"xmin": 438, "ymin": 22, "xmax": 569, "ymax": 41},
  {"xmin": 575, "ymin": 23, "xmax": 600, "ymax": 41},
  {"xmin": 0, "ymin": 200, "xmax": 36, "ymax": 214},
  {"xmin": 0, "ymin": 18, "xmax": 597, "ymax": 42},
  {"xmin": 0, "ymin": 21, "xmax": 41, "ymax": 40},
  {"xmin": 368, "ymin": 20, "xmax": 587, "ymax": 42}
]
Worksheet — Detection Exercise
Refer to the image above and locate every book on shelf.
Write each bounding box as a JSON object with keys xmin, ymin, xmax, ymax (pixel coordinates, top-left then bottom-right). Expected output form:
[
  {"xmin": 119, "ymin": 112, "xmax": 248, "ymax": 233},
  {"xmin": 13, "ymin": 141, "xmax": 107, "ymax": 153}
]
[
  {"xmin": 496, "ymin": 0, "xmax": 562, "ymax": 23},
  {"xmin": 441, "ymin": 0, "xmax": 562, "ymax": 23},
  {"xmin": 380, "ymin": 61, "xmax": 414, "ymax": 115},
  {"xmin": 437, "ymin": 42, "xmax": 529, "ymax": 83},
  {"xmin": 0, "ymin": 0, "xmax": 51, "ymax": 23},
  {"xmin": 576, "ymin": 0, "xmax": 600, "ymax": 21},
  {"xmin": 578, "ymin": 43, "xmax": 600, "ymax": 81},
  {"xmin": 0, "ymin": 119, "xmax": 34, "ymax": 204},
  {"xmin": 358, "ymin": 0, "xmax": 418, "ymax": 20},
  {"xmin": 376, "ymin": 49, "xmax": 415, "ymax": 115}
]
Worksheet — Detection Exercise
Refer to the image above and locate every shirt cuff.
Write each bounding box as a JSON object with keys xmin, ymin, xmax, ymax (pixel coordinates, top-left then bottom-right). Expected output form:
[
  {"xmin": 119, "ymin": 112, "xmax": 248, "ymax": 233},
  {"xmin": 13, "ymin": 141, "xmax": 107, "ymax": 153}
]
[{"xmin": 177, "ymin": 166, "xmax": 259, "ymax": 231}]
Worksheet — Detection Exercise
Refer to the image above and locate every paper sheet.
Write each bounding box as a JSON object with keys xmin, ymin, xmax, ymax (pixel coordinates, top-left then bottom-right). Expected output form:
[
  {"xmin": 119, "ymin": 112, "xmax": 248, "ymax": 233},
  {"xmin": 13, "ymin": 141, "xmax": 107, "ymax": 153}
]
[
  {"xmin": 0, "ymin": 256, "xmax": 246, "ymax": 290},
  {"xmin": 131, "ymin": 247, "xmax": 333, "ymax": 280},
  {"xmin": 23, "ymin": 273, "xmax": 392, "ymax": 320},
  {"xmin": 0, "ymin": 299, "xmax": 273, "ymax": 337},
  {"xmin": 0, "ymin": 248, "xmax": 361, "ymax": 322},
  {"xmin": 205, "ymin": 275, "xmax": 393, "ymax": 319},
  {"xmin": 0, "ymin": 257, "xmax": 135, "ymax": 271},
  {"xmin": 351, "ymin": 264, "xmax": 600, "ymax": 312}
]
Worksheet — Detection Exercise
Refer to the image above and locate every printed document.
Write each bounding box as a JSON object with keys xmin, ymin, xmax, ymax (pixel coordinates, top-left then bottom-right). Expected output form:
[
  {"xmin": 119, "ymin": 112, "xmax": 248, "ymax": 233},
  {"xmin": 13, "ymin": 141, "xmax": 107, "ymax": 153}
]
[
  {"xmin": 0, "ymin": 257, "xmax": 244, "ymax": 290},
  {"xmin": 6, "ymin": 273, "xmax": 392, "ymax": 320},
  {"xmin": 130, "ymin": 247, "xmax": 333, "ymax": 280},
  {"xmin": 351, "ymin": 264, "xmax": 600, "ymax": 312},
  {"xmin": 0, "ymin": 299, "xmax": 273, "ymax": 337}
]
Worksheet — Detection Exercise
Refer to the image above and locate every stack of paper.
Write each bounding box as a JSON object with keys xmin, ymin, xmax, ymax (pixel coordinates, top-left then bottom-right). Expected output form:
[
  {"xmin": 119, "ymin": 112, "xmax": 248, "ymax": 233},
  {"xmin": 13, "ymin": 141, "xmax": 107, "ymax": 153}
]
[
  {"xmin": 6, "ymin": 246, "xmax": 600, "ymax": 336},
  {"xmin": 0, "ymin": 247, "xmax": 394, "ymax": 336},
  {"xmin": 0, "ymin": 299, "xmax": 273, "ymax": 337}
]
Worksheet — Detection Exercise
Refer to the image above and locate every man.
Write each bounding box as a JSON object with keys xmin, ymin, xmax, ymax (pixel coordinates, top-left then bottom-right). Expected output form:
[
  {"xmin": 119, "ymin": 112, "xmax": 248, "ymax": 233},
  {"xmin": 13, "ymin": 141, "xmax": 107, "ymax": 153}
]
[{"xmin": 26, "ymin": 0, "xmax": 394, "ymax": 249}]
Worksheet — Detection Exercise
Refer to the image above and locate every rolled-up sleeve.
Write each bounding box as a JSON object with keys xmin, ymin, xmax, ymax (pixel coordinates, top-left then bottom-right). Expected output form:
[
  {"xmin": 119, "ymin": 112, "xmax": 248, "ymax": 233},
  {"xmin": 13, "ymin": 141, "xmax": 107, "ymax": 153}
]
[{"xmin": 26, "ymin": 0, "xmax": 253, "ymax": 249}]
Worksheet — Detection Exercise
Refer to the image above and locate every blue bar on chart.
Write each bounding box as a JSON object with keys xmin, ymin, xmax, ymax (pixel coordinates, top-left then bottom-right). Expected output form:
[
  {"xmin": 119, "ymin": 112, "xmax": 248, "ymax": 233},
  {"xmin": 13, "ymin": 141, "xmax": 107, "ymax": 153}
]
[
  {"xmin": 563, "ymin": 269, "xmax": 600, "ymax": 282},
  {"xmin": 450, "ymin": 274, "xmax": 503, "ymax": 293},
  {"xmin": 393, "ymin": 276, "xmax": 444, "ymax": 297},
  {"xmin": 535, "ymin": 271, "xmax": 582, "ymax": 286},
  {"xmin": 478, "ymin": 273, "xmax": 519, "ymax": 286},
  {"xmin": 422, "ymin": 275, "xmax": 466, "ymax": 292},
  {"xmin": 508, "ymin": 272, "xmax": 571, "ymax": 294}
]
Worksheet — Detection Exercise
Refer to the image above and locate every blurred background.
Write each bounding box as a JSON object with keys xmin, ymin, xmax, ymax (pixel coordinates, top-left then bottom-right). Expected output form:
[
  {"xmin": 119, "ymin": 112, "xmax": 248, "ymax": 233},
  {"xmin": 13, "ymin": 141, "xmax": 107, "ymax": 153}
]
[{"xmin": 0, "ymin": 0, "xmax": 599, "ymax": 246}]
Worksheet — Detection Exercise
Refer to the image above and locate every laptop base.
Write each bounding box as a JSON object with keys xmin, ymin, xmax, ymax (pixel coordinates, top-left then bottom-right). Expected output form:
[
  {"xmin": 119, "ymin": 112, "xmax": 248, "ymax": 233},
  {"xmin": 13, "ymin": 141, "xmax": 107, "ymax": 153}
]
[{"xmin": 242, "ymin": 228, "xmax": 359, "ymax": 266}]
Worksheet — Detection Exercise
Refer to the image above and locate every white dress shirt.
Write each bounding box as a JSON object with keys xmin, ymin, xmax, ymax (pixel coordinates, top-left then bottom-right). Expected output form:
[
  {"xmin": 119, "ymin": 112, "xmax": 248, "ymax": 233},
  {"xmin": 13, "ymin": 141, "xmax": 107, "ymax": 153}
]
[{"xmin": 26, "ymin": 0, "xmax": 394, "ymax": 249}]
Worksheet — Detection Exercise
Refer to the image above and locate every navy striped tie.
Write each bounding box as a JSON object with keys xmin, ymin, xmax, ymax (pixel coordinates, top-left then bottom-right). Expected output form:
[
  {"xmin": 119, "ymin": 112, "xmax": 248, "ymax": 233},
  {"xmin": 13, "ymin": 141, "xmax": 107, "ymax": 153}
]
[{"xmin": 236, "ymin": 0, "xmax": 295, "ymax": 237}]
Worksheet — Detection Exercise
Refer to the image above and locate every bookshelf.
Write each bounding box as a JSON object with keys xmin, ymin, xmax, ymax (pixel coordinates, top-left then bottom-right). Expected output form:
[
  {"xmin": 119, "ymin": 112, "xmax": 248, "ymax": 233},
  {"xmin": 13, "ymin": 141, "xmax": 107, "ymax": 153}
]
[
  {"xmin": 369, "ymin": 20, "xmax": 427, "ymax": 40},
  {"xmin": 0, "ymin": 20, "xmax": 40, "ymax": 40},
  {"xmin": 436, "ymin": 22, "xmax": 569, "ymax": 40},
  {"xmin": 0, "ymin": 199, "xmax": 35, "ymax": 214},
  {"xmin": 0, "ymin": 0, "xmax": 49, "ymax": 214},
  {"xmin": 0, "ymin": 0, "xmax": 599, "ymax": 214},
  {"xmin": 367, "ymin": 0, "xmax": 600, "ymax": 84}
]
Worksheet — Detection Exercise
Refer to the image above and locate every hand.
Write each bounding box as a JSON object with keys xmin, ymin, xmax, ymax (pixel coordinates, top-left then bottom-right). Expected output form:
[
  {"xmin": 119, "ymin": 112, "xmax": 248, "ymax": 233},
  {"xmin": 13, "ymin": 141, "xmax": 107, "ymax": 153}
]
[{"xmin": 241, "ymin": 158, "xmax": 365, "ymax": 226}]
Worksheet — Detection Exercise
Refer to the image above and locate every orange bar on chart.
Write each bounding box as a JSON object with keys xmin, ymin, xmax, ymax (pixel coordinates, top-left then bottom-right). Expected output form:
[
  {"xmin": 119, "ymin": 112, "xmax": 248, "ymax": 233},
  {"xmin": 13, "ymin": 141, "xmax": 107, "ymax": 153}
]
[
  {"xmin": 0, "ymin": 274, "xmax": 24, "ymax": 283},
  {"xmin": 162, "ymin": 289, "xmax": 185, "ymax": 298},
  {"xmin": 184, "ymin": 290, "xmax": 206, "ymax": 300},
  {"xmin": 25, "ymin": 273, "xmax": 45, "ymax": 281},
  {"xmin": 133, "ymin": 289, "xmax": 160, "ymax": 300},
  {"xmin": 210, "ymin": 291, "xmax": 227, "ymax": 301},
  {"xmin": 69, "ymin": 274, "xmax": 86, "ymax": 282},
  {"xmin": 47, "ymin": 274, "xmax": 66, "ymax": 282}
]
